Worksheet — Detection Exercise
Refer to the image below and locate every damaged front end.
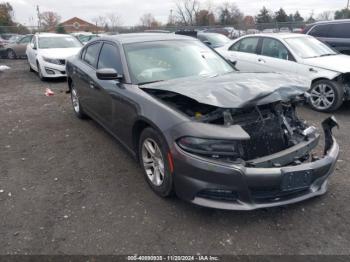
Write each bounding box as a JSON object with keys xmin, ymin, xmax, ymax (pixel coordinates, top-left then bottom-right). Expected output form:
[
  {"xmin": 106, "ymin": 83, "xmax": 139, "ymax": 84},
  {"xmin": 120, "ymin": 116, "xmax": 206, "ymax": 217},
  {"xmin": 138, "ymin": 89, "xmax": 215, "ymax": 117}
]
[
  {"xmin": 144, "ymin": 88, "xmax": 334, "ymax": 169},
  {"xmin": 141, "ymin": 76, "xmax": 339, "ymax": 209}
]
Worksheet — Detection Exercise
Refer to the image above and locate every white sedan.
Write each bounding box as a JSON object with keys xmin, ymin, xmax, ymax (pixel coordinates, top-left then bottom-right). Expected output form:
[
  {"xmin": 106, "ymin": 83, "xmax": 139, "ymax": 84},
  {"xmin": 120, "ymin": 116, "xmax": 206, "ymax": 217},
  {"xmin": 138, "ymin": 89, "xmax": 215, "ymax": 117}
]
[
  {"xmin": 217, "ymin": 33, "xmax": 350, "ymax": 112},
  {"xmin": 26, "ymin": 33, "xmax": 82, "ymax": 81}
]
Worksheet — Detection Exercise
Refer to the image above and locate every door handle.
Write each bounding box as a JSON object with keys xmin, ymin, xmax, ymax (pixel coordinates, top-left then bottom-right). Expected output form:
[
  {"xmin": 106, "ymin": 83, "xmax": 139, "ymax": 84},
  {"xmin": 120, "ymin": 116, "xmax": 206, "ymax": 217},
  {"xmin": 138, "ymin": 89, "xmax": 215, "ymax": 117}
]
[
  {"xmin": 258, "ymin": 58, "xmax": 266, "ymax": 63},
  {"xmin": 89, "ymin": 81, "xmax": 95, "ymax": 89},
  {"xmin": 309, "ymin": 68, "xmax": 318, "ymax": 73}
]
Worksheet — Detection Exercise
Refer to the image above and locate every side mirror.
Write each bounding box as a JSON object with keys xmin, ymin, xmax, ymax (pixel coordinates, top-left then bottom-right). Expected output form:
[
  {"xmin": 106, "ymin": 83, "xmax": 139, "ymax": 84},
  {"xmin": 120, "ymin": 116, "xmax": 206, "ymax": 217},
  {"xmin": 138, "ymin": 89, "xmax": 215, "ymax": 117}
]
[
  {"xmin": 203, "ymin": 40, "xmax": 212, "ymax": 46},
  {"xmin": 30, "ymin": 43, "xmax": 36, "ymax": 50},
  {"xmin": 96, "ymin": 68, "xmax": 122, "ymax": 80}
]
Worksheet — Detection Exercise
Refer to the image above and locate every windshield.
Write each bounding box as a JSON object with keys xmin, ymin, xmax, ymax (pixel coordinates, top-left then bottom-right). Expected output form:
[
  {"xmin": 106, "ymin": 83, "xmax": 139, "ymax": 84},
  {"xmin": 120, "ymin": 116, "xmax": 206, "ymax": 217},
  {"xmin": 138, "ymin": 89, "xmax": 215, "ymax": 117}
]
[
  {"xmin": 200, "ymin": 34, "xmax": 230, "ymax": 46},
  {"xmin": 285, "ymin": 36, "xmax": 337, "ymax": 58},
  {"xmin": 124, "ymin": 40, "xmax": 234, "ymax": 85},
  {"xmin": 38, "ymin": 36, "xmax": 82, "ymax": 49}
]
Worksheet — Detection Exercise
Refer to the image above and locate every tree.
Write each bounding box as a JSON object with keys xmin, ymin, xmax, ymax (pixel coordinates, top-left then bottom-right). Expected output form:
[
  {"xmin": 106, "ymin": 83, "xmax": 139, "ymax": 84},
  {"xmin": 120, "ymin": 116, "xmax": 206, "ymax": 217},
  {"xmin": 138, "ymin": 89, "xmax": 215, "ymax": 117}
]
[
  {"xmin": 217, "ymin": 2, "xmax": 244, "ymax": 26},
  {"xmin": 243, "ymin": 15, "xmax": 255, "ymax": 29},
  {"xmin": 255, "ymin": 6, "xmax": 273, "ymax": 24},
  {"xmin": 306, "ymin": 13, "xmax": 316, "ymax": 23},
  {"xmin": 56, "ymin": 24, "xmax": 66, "ymax": 34},
  {"xmin": 294, "ymin": 11, "xmax": 304, "ymax": 22},
  {"xmin": 40, "ymin": 11, "xmax": 61, "ymax": 30},
  {"xmin": 288, "ymin": 14, "xmax": 294, "ymax": 22},
  {"xmin": 140, "ymin": 13, "xmax": 160, "ymax": 28},
  {"xmin": 335, "ymin": 8, "xmax": 350, "ymax": 19},
  {"xmin": 107, "ymin": 13, "xmax": 122, "ymax": 32},
  {"xmin": 195, "ymin": 9, "xmax": 215, "ymax": 26},
  {"xmin": 318, "ymin": 11, "xmax": 333, "ymax": 21},
  {"xmin": 275, "ymin": 8, "xmax": 288, "ymax": 22},
  {"xmin": 92, "ymin": 16, "xmax": 107, "ymax": 28},
  {"xmin": 0, "ymin": 2, "xmax": 14, "ymax": 27},
  {"xmin": 174, "ymin": 0, "xmax": 200, "ymax": 25}
]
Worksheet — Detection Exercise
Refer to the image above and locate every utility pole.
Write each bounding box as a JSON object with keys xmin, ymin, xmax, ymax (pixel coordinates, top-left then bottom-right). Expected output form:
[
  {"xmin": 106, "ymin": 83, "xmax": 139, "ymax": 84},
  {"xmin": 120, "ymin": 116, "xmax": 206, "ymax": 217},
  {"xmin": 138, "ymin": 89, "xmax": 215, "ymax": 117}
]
[
  {"xmin": 36, "ymin": 5, "xmax": 41, "ymax": 32},
  {"xmin": 348, "ymin": 0, "xmax": 350, "ymax": 9}
]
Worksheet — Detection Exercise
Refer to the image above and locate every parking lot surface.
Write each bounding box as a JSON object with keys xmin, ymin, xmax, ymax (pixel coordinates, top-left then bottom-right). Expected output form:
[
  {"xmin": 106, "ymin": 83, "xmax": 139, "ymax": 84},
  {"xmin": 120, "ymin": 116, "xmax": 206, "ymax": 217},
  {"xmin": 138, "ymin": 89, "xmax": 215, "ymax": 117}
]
[{"xmin": 0, "ymin": 59, "xmax": 350, "ymax": 255}]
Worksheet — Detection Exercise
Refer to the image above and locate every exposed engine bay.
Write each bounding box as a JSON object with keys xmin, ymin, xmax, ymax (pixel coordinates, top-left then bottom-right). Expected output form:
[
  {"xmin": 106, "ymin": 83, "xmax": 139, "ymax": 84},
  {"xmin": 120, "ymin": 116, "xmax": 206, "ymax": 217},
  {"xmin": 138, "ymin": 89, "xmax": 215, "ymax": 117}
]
[{"xmin": 144, "ymin": 89, "xmax": 320, "ymax": 167}]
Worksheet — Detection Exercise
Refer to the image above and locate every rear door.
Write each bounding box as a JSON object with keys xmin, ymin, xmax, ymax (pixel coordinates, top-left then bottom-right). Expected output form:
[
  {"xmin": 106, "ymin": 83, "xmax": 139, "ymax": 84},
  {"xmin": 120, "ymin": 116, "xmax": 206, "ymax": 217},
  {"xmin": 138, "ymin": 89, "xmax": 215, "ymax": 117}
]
[
  {"xmin": 326, "ymin": 23, "xmax": 350, "ymax": 54},
  {"xmin": 226, "ymin": 37, "xmax": 266, "ymax": 71},
  {"xmin": 257, "ymin": 37, "xmax": 297, "ymax": 75},
  {"xmin": 15, "ymin": 35, "xmax": 32, "ymax": 57}
]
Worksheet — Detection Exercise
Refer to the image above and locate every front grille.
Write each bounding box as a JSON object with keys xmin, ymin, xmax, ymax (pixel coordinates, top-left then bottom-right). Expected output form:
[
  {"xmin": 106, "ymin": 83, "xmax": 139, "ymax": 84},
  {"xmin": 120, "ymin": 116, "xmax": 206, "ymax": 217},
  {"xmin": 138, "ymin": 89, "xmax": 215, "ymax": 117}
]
[
  {"xmin": 59, "ymin": 59, "xmax": 66, "ymax": 65},
  {"xmin": 251, "ymin": 188, "xmax": 310, "ymax": 203},
  {"xmin": 197, "ymin": 189, "xmax": 238, "ymax": 202}
]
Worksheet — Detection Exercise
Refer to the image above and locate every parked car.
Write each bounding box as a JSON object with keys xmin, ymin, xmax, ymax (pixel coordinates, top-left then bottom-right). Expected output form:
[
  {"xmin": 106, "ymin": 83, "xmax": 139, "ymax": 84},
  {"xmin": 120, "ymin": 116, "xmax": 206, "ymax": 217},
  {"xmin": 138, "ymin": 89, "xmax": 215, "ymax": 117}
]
[
  {"xmin": 262, "ymin": 28, "xmax": 278, "ymax": 33},
  {"xmin": 293, "ymin": 28, "xmax": 303, "ymax": 33},
  {"xmin": 197, "ymin": 33, "xmax": 231, "ymax": 48},
  {"xmin": 279, "ymin": 27, "xmax": 291, "ymax": 33},
  {"xmin": 304, "ymin": 19, "xmax": 350, "ymax": 55},
  {"xmin": 5, "ymin": 34, "xmax": 33, "ymax": 59},
  {"xmin": 217, "ymin": 33, "xmax": 350, "ymax": 112},
  {"xmin": 175, "ymin": 31, "xmax": 231, "ymax": 48},
  {"xmin": 246, "ymin": 29, "xmax": 260, "ymax": 35},
  {"xmin": 77, "ymin": 34, "xmax": 100, "ymax": 45},
  {"xmin": 66, "ymin": 33, "xmax": 339, "ymax": 210},
  {"xmin": 203, "ymin": 27, "xmax": 236, "ymax": 39},
  {"xmin": 26, "ymin": 33, "xmax": 82, "ymax": 80},
  {"xmin": 0, "ymin": 36, "xmax": 6, "ymax": 58}
]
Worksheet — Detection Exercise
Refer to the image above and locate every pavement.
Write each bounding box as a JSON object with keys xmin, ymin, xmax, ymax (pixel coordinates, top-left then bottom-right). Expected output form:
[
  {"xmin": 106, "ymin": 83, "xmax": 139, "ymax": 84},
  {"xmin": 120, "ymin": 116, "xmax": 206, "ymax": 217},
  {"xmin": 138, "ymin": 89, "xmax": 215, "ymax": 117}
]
[{"xmin": 0, "ymin": 59, "xmax": 349, "ymax": 255}]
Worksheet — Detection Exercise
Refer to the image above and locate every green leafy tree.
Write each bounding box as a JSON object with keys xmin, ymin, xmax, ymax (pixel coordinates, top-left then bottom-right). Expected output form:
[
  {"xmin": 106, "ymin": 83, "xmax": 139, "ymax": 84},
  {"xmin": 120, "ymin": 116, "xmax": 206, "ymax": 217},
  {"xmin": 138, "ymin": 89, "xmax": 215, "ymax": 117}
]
[
  {"xmin": 255, "ymin": 6, "xmax": 273, "ymax": 23},
  {"xmin": 335, "ymin": 8, "xmax": 350, "ymax": 19},
  {"xmin": 275, "ymin": 8, "xmax": 288, "ymax": 22}
]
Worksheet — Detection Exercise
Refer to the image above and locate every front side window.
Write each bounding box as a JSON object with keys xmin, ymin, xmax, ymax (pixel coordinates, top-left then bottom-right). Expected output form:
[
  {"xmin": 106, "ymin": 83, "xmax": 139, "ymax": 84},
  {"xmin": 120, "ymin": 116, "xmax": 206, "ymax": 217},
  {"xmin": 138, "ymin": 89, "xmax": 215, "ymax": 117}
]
[
  {"xmin": 124, "ymin": 40, "xmax": 234, "ymax": 85},
  {"xmin": 230, "ymin": 37, "xmax": 259, "ymax": 54},
  {"xmin": 261, "ymin": 38, "xmax": 290, "ymax": 60},
  {"xmin": 31, "ymin": 36, "xmax": 37, "ymax": 49},
  {"xmin": 38, "ymin": 36, "xmax": 82, "ymax": 49},
  {"xmin": 20, "ymin": 36, "xmax": 32, "ymax": 44},
  {"xmin": 97, "ymin": 43, "xmax": 123, "ymax": 74},
  {"xmin": 83, "ymin": 43, "xmax": 101, "ymax": 67}
]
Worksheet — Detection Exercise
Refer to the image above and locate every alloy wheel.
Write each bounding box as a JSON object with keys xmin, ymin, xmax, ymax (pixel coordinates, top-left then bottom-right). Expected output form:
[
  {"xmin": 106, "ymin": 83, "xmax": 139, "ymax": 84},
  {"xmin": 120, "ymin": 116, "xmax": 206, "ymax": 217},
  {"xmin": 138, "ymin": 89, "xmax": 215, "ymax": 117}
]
[
  {"xmin": 310, "ymin": 83, "xmax": 335, "ymax": 111},
  {"xmin": 141, "ymin": 138, "xmax": 165, "ymax": 186},
  {"xmin": 71, "ymin": 88, "xmax": 80, "ymax": 113},
  {"xmin": 7, "ymin": 50, "xmax": 15, "ymax": 59}
]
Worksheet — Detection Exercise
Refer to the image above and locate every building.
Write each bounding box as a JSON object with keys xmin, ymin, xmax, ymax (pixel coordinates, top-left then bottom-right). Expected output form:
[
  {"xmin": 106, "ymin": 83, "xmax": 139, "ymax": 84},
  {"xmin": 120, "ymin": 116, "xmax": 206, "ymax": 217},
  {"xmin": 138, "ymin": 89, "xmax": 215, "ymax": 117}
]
[{"xmin": 57, "ymin": 17, "xmax": 102, "ymax": 33}]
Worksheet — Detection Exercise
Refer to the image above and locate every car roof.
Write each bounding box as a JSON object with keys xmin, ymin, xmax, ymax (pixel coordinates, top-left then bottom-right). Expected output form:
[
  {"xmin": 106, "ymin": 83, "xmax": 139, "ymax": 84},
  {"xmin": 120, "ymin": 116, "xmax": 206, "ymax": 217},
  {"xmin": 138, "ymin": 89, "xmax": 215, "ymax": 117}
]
[
  {"xmin": 242, "ymin": 33, "xmax": 310, "ymax": 40},
  {"xmin": 310, "ymin": 19, "xmax": 350, "ymax": 25},
  {"xmin": 98, "ymin": 33, "xmax": 195, "ymax": 44},
  {"xmin": 36, "ymin": 33, "xmax": 73, "ymax": 38}
]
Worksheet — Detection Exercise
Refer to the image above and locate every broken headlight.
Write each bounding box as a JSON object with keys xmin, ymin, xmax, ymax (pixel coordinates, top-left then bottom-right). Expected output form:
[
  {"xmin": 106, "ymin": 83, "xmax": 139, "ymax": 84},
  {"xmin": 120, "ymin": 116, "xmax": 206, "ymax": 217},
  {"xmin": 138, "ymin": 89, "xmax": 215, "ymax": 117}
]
[{"xmin": 177, "ymin": 137, "xmax": 242, "ymax": 159}]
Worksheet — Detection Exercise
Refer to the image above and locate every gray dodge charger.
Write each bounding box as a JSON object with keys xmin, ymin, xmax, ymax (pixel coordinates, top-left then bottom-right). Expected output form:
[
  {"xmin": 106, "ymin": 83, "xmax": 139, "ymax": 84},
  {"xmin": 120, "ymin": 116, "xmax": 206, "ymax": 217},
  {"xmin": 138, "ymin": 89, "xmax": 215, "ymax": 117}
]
[{"xmin": 66, "ymin": 33, "xmax": 339, "ymax": 210}]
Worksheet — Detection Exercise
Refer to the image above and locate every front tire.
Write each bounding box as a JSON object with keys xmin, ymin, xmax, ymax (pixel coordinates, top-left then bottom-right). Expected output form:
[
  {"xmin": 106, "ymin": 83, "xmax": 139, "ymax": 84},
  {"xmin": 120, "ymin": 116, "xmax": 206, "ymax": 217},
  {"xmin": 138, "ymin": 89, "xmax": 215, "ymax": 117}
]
[
  {"xmin": 309, "ymin": 80, "xmax": 344, "ymax": 112},
  {"xmin": 139, "ymin": 127, "xmax": 174, "ymax": 198},
  {"xmin": 7, "ymin": 49, "xmax": 16, "ymax": 59},
  {"xmin": 37, "ymin": 62, "xmax": 46, "ymax": 81}
]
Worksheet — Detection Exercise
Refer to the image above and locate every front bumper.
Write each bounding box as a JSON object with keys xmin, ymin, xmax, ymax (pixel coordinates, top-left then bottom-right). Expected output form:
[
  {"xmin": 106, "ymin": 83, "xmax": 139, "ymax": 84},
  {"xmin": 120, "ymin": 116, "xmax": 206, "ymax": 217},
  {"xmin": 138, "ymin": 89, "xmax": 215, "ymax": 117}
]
[
  {"xmin": 39, "ymin": 62, "xmax": 66, "ymax": 78},
  {"xmin": 172, "ymin": 117, "xmax": 339, "ymax": 210}
]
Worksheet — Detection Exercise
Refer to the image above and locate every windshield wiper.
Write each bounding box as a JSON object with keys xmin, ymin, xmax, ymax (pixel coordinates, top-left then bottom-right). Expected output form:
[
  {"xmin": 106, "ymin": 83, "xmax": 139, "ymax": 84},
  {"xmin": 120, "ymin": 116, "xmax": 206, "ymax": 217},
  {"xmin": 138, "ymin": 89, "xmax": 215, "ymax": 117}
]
[
  {"xmin": 320, "ymin": 53, "xmax": 337, "ymax": 57},
  {"xmin": 138, "ymin": 80, "xmax": 165, "ymax": 86}
]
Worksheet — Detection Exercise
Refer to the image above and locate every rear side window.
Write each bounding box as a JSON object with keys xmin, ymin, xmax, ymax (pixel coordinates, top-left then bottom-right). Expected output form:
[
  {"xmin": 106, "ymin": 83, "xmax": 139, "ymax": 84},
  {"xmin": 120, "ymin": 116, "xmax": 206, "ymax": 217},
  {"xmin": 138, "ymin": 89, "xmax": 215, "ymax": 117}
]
[
  {"xmin": 97, "ymin": 43, "xmax": 123, "ymax": 74},
  {"xmin": 83, "ymin": 43, "xmax": 101, "ymax": 67},
  {"xmin": 261, "ymin": 38, "xmax": 290, "ymax": 60},
  {"xmin": 230, "ymin": 37, "xmax": 259, "ymax": 54},
  {"xmin": 19, "ymin": 36, "xmax": 32, "ymax": 44},
  {"xmin": 328, "ymin": 23, "xmax": 350, "ymax": 38},
  {"xmin": 309, "ymin": 24, "xmax": 331, "ymax": 37}
]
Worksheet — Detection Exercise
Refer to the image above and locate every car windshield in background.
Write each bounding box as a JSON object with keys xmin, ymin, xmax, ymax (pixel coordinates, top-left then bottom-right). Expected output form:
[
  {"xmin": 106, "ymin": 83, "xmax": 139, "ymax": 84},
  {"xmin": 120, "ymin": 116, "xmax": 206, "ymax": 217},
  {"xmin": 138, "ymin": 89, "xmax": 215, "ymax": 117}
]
[
  {"xmin": 124, "ymin": 40, "xmax": 234, "ymax": 85},
  {"xmin": 285, "ymin": 37, "xmax": 338, "ymax": 59},
  {"xmin": 201, "ymin": 34, "xmax": 230, "ymax": 46},
  {"xmin": 38, "ymin": 36, "xmax": 82, "ymax": 49}
]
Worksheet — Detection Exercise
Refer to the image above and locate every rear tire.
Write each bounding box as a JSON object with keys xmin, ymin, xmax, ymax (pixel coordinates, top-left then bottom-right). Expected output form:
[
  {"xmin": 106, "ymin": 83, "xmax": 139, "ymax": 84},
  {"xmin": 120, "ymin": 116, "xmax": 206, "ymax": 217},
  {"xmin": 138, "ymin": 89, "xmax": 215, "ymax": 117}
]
[
  {"xmin": 71, "ymin": 83, "xmax": 87, "ymax": 119},
  {"xmin": 309, "ymin": 80, "xmax": 344, "ymax": 112},
  {"xmin": 139, "ymin": 127, "xmax": 174, "ymax": 198},
  {"xmin": 7, "ymin": 49, "xmax": 16, "ymax": 59}
]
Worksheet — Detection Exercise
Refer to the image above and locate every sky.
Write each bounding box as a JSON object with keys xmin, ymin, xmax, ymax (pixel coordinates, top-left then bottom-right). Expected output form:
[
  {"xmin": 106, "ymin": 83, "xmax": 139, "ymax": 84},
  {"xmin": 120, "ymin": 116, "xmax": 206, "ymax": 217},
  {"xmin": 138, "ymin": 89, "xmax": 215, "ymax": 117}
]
[{"xmin": 6, "ymin": 0, "xmax": 350, "ymax": 26}]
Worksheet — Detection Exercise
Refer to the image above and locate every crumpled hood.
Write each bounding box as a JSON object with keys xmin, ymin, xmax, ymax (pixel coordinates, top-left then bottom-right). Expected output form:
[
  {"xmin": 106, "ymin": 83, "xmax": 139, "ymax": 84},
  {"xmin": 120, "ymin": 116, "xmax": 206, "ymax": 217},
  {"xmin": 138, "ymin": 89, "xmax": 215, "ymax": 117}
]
[
  {"xmin": 39, "ymin": 48, "xmax": 81, "ymax": 59},
  {"xmin": 141, "ymin": 72, "xmax": 310, "ymax": 108},
  {"xmin": 302, "ymin": 54, "xmax": 350, "ymax": 73}
]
